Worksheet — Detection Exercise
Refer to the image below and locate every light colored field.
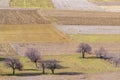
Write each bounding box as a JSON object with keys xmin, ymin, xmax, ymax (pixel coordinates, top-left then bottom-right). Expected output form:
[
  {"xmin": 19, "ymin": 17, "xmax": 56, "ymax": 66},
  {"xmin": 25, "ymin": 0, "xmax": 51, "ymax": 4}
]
[
  {"xmin": 0, "ymin": 54, "xmax": 119, "ymax": 75},
  {"xmin": 0, "ymin": 24, "xmax": 69, "ymax": 43},
  {"xmin": 10, "ymin": 0, "xmax": 54, "ymax": 8},
  {"xmin": 52, "ymin": 0, "xmax": 103, "ymax": 11},
  {"xmin": 89, "ymin": 0, "xmax": 120, "ymax": 12},
  {"xmin": 0, "ymin": 0, "xmax": 10, "ymax": 7},
  {"xmin": 56, "ymin": 25, "xmax": 120, "ymax": 34},
  {"xmin": 10, "ymin": 43, "xmax": 76, "ymax": 56},
  {"xmin": 100, "ymin": 6, "xmax": 120, "ymax": 12},
  {"xmin": 41, "ymin": 9, "xmax": 120, "ymax": 25},
  {"xmin": 89, "ymin": 0, "xmax": 120, "ymax": 2}
]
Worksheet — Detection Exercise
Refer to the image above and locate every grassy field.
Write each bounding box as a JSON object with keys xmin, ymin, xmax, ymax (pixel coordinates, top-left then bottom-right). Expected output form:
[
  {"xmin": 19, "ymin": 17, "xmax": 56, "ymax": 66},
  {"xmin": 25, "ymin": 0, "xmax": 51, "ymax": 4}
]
[
  {"xmin": 71, "ymin": 34, "xmax": 120, "ymax": 43},
  {"xmin": 0, "ymin": 24, "xmax": 69, "ymax": 43},
  {"xmin": 0, "ymin": 54, "xmax": 119, "ymax": 75},
  {"xmin": 10, "ymin": 0, "xmax": 54, "ymax": 8}
]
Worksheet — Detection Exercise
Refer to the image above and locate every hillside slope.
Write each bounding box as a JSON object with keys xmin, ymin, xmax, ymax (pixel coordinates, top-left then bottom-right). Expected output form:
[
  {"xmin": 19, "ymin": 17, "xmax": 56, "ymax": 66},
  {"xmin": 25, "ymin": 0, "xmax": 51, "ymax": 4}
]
[{"xmin": 0, "ymin": 24, "xmax": 70, "ymax": 43}]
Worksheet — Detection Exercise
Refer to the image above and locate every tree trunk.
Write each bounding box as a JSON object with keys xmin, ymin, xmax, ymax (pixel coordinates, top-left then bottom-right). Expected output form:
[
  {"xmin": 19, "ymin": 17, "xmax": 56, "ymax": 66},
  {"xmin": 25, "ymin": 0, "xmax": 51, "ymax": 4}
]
[
  {"xmin": 115, "ymin": 62, "xmax": 118, "ymax": 67},
  {"xmin": 42, "ymin": 67, "xmax": 45, "ymax": 74},
  {"xmin": 51, "ymin": 69, "xmax": 54, "ymax": 74},
  {"xmin": 13, "ymin": 69, "xmax": 15, "ymax": 75},
  {"xmin": 82, "ymin": 52, "xmax": 85, "ymax": 58},
  {"xmin": 35, "ymin": 62, "xmax": 38, "ymax": 68}
]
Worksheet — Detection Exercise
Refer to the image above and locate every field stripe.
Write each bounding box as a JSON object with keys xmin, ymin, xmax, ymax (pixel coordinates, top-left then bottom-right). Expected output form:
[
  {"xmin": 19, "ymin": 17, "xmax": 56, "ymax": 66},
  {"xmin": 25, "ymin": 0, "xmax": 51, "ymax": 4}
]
[
  {"xmin": 0, "ymin": 0, "xmax": 10, "ymax": 7},
  {"xmin": 52, "ymin": 0, "xmax": 104, "ymax": 11},
  {"xmin": 56, "ymin": 25, "xmax": 120, "ymax": 34}
]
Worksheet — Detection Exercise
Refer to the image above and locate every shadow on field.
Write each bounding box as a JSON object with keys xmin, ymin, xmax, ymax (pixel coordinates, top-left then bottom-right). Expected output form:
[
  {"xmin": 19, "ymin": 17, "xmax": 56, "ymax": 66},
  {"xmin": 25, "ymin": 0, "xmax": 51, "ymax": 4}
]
[
  {"xmin": 2, "ymin": 72, "xmax": 84, "ymax": 76},
  {"xmin": 3, "ymin": 73, "xmax": 41, "ymax": 76},
  {"xmin": 57, "ymin": 72, "xmax": 84, "ymax": 75},
  {"xmin": 79, "ymin": 56, "xmax": 97, "ymax": 59},
  {"xmin": 23, "ymin": 69, "xmax": 39, "ymax": 71},
  {"xmin": 0, "ymin": 57, "xmax": 6, "ymax": 61},
  {"xmin": 85, "ymin": 56, "xmax": 97, "ymax": 59},
  {"xmin": 16, "ymin": 73, "xmax": 41, "ymax": 76}
]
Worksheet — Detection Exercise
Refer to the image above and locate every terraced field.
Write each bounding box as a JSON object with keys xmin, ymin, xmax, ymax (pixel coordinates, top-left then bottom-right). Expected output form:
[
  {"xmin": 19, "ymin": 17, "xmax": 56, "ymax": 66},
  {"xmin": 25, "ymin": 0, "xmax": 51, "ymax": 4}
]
[
  {"xmin": 100, "ymin": 6, "xmax": 120, "ymax": 12},
  {"xmin": 0, "ymin": 0, "xmax": 10, "ymax": 7},
  {"xmin": 0, "ymin": 24, "xmax": 69, "ymax": 43},
  {"xmin": 89, "ymin": 0, "xmax": 120, "ymax": 12},
  {"xmin": 42, "ymin": 10, "xmax": 120, "ymax": 25},
  {"xmin": 52, "ymin": 0, "xmax": 103, "ymax": 11},
  {"xmin": 10, "ymin": 0, "xmax": 54, "ymax": 8},
  {"xmin": 89, "ymin": 0, "xmax": 120, "ymax": 2},
  {"xmin": 56, "ymin": 25, "xmax": 120, "ymax": 34},
  {"xmin": 0, "ymin": 9, "xmax": 51, "ymax": 24}
]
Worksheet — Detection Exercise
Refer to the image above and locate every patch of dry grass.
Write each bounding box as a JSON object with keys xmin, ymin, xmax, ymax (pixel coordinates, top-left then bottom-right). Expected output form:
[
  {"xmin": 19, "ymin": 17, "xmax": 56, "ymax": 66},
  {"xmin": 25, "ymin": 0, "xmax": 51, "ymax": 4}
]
[
  {"xmin": 71, "ymin": 34, "xmax": 120, "ymax": 43},
  {"xmin": 0, "ymin": 24, "xmax": 70, "ymax": 43}
]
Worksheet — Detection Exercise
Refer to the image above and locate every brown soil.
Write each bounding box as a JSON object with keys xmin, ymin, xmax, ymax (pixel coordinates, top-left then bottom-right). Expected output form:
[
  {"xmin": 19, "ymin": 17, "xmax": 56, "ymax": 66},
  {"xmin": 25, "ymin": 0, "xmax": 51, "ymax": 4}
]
[
  {"xmin": 0, "ymin": 9, "xmax": 51, "ymax": 24},
  {"xmin": 41, "ymin": 9, "xmax": 120, "ymax": 25}
]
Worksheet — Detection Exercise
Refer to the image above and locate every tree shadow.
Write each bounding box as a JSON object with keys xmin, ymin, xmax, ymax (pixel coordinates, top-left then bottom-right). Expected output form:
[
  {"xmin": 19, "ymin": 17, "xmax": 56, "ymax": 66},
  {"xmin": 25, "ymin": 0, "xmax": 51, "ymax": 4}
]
[
  {"xmin": 79, "ymin": 56, "xmax": 97, "ymax": 59},
  {"xmin": 56, "ymin": 72, "xmax": 84, "ymax": 75},
  {"xmin": 85, "ymin": 56, "xmax": 97, "ymax": 59},
  {"xmin": 23, "ymin": 69, "xmax": 39, "ymax": 71},
  {"xmin": 2, "ymin": 73, "xmax": 41, "ymax": 76},
  {"xmin": 16, "ymin": 73, "xmax": 41, "ymax": 76},
  {"xmin": 0, "ymin": 57, "xmax": 6, "ymax": 61}
]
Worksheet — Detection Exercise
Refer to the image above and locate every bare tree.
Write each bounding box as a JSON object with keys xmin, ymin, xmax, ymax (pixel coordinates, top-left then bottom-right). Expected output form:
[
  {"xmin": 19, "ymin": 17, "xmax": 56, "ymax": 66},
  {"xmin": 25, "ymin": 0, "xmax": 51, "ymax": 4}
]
[
  {"xmin": 111, "ymin": 56, "xmax": 120, "ymax": 67},
  {"xmin": 26, "ymin": 48, "xmax": 41, "ymax": 68},
  {"xmin": 77, "ymin": 43, "xmax": 92, "ymax": 58},
  {"xmin": 4, "ymin": 57, "xmax": 23, "ymax": 75},
  {"xmin": 95, "ymin": 47, "xmax": 108, "ymax": 59},
  {"xmin": 40, "ymin": 59, "xmax": 60, "ymax": 74}
]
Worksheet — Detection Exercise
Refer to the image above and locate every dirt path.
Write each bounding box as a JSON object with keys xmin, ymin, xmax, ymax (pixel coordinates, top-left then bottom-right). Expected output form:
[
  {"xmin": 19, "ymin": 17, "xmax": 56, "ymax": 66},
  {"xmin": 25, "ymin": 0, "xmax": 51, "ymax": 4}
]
[
  {"xmin": 0, "ymin": 72, "xmax": 120, "ymax": 80},
  {"xmin": 0, "ymin": 75, "xmax": 86, "ymax": 80},
  {"xmin": 87, "ymin": 71, "xmax": 120, "ymax": 80}
]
